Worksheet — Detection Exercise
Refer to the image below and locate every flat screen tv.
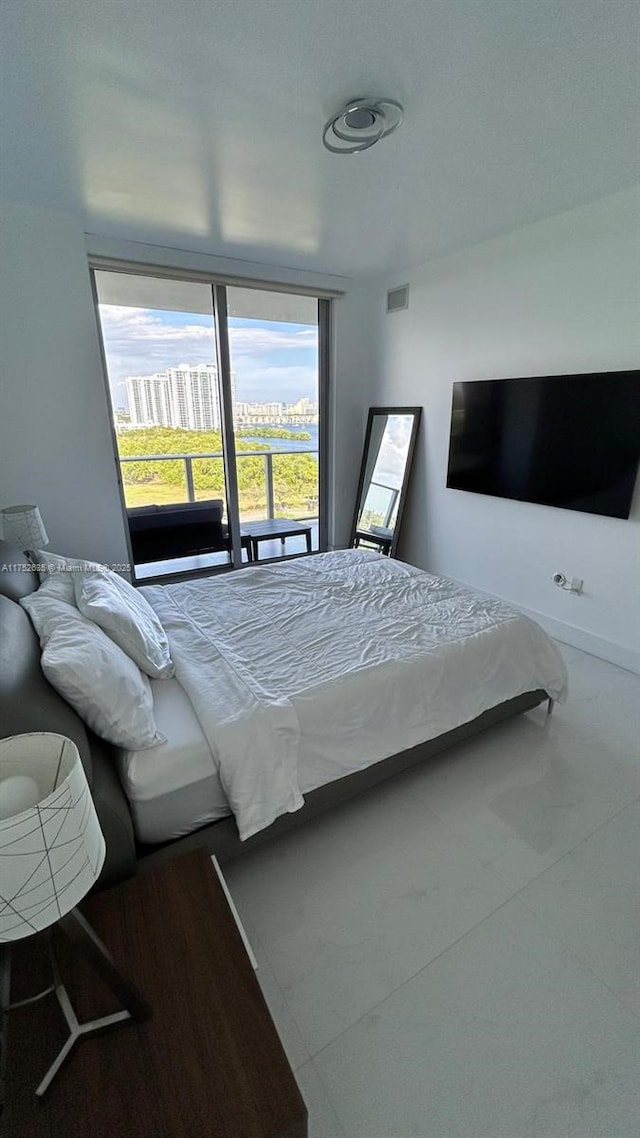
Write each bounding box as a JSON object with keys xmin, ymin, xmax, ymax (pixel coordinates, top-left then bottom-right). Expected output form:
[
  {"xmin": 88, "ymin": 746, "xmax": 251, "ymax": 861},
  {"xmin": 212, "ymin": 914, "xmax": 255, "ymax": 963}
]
[{"xmin": 446, "ymin": 371, "xmax": 640, "ymax": 519}]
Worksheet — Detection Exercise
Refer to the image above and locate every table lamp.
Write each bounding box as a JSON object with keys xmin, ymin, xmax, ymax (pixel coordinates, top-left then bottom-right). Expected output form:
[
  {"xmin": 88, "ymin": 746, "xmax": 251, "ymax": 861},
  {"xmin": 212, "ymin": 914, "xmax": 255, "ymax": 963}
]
[
  {"xmin": 0, "ymin": 505, "xmax": 49, "ymax": 557},
  {"xmin": 0, "ymin": 734, "xmax": 150, "ymax": 1098}
]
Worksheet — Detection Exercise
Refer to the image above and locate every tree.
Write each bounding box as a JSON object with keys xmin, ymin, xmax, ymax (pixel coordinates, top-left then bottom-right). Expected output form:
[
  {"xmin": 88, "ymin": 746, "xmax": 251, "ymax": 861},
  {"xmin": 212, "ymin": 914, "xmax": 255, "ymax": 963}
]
[{"xmin": 117, "ymin": 426, "xmax": 318, "ymax": 515}]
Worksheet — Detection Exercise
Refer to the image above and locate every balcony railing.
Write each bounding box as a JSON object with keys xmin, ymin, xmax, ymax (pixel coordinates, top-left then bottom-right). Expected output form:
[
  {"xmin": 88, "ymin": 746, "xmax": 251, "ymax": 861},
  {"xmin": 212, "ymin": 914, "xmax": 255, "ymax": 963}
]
[
  {"xmin": 119, "ymin": 448, "xmax": 319, "ymax": 520},
  {"xmin": 367, "ymin": 481, "xmax": 400, "ymax": 528}
]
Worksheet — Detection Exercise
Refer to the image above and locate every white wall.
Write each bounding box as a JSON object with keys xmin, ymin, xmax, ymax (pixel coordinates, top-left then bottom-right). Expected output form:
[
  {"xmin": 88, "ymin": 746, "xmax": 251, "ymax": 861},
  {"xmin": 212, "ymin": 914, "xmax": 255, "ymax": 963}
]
[
  {"xmin": 371, "ymin": 187, "xmax": 640, "ymax": 672},
  {"xmin": 330, "ymin": 284, "xmax": 381, "ymax": 548},
  {"xmin": 0, "ymin": 201, "xmax": 130, "ymax": 565}
]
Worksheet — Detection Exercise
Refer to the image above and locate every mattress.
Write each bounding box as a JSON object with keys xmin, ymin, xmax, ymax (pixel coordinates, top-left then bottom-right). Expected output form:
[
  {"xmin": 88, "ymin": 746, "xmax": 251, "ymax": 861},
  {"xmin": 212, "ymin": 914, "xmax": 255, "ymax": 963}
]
[
  {"xmin": 116, "ymin": 675, "xmax": 355, "ymax": 844},
  {"xmin": 115, "ymin": 677, "xmax": 230, "ymax": 843},
  {"xmin": 130, "ymin": 550, "xmax": 567, "ymax": 843}
]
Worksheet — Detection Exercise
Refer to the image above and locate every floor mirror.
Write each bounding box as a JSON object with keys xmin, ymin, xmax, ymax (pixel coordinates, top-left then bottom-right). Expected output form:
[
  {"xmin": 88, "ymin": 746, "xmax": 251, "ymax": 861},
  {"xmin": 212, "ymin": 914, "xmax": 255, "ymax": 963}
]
[{"xmin": 350, "ymin": 407, "xmax": 421, "ymax": 557}]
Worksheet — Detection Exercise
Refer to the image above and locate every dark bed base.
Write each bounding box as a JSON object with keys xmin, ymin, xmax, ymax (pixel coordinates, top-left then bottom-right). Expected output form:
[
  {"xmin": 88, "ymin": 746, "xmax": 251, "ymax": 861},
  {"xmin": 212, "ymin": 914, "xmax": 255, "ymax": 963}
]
[{"xmin": 136, "ymin": 688, "xmax": 547, "ymax": 870}]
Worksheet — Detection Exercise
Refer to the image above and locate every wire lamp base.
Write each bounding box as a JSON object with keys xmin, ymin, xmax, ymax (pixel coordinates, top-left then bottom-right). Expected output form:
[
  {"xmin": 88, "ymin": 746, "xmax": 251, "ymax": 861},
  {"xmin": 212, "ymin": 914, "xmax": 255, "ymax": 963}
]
[{"xmin": 1, "ymin": 907, "xmax": 151, "ymax": 1100}]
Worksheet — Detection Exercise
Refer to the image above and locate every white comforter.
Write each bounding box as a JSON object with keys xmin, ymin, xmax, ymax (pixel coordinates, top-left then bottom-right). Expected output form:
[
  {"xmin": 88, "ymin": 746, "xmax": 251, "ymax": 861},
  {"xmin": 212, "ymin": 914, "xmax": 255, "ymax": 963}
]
[{"xmin": 143, "ymin": 550, "xmax": 567, "ymax": 841}]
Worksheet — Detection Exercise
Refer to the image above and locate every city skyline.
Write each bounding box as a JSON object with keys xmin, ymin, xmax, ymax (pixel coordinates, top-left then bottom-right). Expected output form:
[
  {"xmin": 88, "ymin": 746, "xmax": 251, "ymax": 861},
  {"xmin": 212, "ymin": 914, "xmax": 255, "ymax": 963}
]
[
  {"xmin": 123, "ymin": 363, "xmax": 317, "ymax": 429},
  {"xmin": 100, "ymin": 305, "xmax": 318, "ymax": 411}
]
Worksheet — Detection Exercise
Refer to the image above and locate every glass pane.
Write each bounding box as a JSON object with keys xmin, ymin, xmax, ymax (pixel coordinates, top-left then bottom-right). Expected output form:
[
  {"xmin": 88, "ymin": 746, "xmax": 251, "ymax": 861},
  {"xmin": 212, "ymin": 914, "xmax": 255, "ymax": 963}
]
[
  {"xmin": 236, "ymin": 452, "xmax": 268, "ymax": 517},
  {"xmin": 121, "ymin": 458, "xmax": 189, "ymax": 508},
  {"xmin": 192, "ymin": 456, "xmax": 226, "ymax": 502},
  {"xmin": 94, "ymin": 271, "xmax": 233, "ymax": 575},
  {"xmin": 354, "ymin": 413, "xmax": 417, "ymax": 552},
  {"xmin": 226, "ymin": 287, "xmax": 320, "ymax": 558}
]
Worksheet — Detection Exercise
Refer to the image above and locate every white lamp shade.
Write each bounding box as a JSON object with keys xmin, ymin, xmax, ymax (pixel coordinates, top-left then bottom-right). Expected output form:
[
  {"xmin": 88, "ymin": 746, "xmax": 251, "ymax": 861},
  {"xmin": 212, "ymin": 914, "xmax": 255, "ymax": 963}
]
[
  {"xmin": 0, "ymin": 734, "xmax": 105, "ymax": 942},
  {"xmin": 1, "ymin": 504, "xmax": 49, "ymax": 550}
]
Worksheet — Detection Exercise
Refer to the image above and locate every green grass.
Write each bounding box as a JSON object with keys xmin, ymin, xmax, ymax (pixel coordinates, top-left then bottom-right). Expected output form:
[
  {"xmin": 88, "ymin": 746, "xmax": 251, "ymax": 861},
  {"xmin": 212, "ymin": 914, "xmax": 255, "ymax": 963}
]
[
  {"xmin": 122, "ymin": 481, "xmax": 316, "ymax": 521},
  {"xmin": 123, "ymin": 483, "xmax": 190, "ymax": 508}
]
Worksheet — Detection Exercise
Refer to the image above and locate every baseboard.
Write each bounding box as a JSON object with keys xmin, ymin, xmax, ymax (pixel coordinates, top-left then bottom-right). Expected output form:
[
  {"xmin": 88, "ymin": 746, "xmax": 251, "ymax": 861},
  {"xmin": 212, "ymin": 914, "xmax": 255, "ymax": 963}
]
[
  {"xmin": 511, "ymin": 604, "xmax": 640, "ymax": 676},
  {"xmin": 445, "ymin": 574, "xmax": 640, "ymax": 676}
]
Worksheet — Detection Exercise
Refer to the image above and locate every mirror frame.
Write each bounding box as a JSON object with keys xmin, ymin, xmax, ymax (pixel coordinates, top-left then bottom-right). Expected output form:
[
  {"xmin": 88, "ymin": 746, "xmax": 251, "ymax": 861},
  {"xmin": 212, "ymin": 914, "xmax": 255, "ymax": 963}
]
[{"xmin": 350, "ymin": 406, "xmax": 422, "ymax": 558}]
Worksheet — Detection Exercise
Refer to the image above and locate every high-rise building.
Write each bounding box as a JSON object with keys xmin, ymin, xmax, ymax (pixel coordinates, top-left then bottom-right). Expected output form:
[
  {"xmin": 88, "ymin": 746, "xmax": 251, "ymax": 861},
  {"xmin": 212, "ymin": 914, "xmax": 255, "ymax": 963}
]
[
  {"xmin": 124, "ymin": 365, "xmax": 225, "ymax": 429},
  {"xmin": 234, "ymin": 400, "xmax": 283, "ymax": 421},
  {"xmin": 289, "ymin": 397, "xmax": 317, "ymax": 415},
  {"xmin": 125, "ymin": 373, "xmax": 173, "ymax": 426}
]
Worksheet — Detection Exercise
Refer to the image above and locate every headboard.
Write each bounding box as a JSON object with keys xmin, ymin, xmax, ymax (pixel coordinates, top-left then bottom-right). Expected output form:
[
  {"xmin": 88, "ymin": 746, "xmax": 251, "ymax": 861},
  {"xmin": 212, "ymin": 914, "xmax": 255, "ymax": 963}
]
[{"xmin": 0, "ymin": 540, "xmax": 136, "ymax": 886}]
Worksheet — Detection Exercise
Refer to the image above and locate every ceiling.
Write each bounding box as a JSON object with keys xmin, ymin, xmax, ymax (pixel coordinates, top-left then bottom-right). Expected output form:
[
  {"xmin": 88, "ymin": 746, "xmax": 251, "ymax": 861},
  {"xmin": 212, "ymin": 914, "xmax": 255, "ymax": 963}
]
[{"xmin": 2, "ymin": 0, "xmax": 639, "ymax": 279}]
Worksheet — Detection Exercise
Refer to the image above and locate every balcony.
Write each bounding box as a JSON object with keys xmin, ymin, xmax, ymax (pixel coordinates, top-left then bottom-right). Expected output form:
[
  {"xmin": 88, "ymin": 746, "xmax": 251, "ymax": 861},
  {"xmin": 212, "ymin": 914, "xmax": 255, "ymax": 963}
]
[{"xmin": 119, "ymin": 448, "xmax": 319, "ymax": 579}]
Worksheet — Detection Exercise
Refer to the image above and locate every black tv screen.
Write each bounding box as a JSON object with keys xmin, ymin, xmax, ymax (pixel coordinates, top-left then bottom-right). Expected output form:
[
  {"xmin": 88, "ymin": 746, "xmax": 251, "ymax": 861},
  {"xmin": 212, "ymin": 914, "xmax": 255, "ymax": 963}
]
[{"xmin": 446, "ymin": 371, "xmax": 640, "ymax": 519}]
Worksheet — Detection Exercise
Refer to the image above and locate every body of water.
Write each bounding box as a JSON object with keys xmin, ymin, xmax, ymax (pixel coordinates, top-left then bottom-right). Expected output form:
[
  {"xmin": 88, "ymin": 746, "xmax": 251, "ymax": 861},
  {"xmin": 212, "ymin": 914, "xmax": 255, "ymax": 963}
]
[{"xmin": 239, "ymin": 423, "xmax": 319, "ymax": 453}]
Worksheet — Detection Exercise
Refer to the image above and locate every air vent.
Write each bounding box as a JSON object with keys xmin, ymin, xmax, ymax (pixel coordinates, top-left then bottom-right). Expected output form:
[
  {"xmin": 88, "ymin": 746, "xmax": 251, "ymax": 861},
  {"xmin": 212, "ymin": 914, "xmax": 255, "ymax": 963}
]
[{"xmin": 386, "ymin": 284, "xmax": 409, "ymax": 313}]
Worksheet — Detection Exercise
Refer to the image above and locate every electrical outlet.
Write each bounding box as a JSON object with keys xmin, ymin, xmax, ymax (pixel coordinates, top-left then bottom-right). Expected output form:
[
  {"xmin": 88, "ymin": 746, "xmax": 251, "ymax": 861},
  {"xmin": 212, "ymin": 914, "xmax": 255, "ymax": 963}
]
[{"xmin": 570, "ymin": 577, "xmax": 583, "ymax": 594}]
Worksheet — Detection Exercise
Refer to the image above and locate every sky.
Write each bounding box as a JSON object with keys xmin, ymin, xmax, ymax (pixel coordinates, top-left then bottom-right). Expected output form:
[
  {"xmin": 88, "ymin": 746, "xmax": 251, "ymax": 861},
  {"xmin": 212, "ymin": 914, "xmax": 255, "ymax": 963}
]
[
  {"xmin": 370, "ymin": 414, "xmax": 415, "ymax": 488},
  {"xmin": 99, "ymin": 306, "xmax": 319, "ymax": 410}
]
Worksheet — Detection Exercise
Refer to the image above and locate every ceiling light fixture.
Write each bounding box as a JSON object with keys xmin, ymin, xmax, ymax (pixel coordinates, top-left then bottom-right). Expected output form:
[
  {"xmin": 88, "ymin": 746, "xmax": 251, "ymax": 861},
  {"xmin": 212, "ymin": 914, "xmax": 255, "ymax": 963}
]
[{"xmin": 322, "ymin": 96, "xmax": 404, "ymax": 155}]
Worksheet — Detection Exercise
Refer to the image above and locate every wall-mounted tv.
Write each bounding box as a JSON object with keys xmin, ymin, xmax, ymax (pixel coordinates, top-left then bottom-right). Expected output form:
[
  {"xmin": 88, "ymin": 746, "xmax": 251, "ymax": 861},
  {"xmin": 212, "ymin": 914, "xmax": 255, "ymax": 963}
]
[{"xmin": 446, "ymin": 371, "xmax": 640, "ymax": 519}]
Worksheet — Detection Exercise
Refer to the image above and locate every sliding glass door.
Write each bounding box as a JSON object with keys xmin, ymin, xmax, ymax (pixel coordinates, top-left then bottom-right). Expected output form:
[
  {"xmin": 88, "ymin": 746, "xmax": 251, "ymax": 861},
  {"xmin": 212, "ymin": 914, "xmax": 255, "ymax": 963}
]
[
  {"xmin": 92, "ymin": 267, "xmax": 328, "ymax": 580},
  {"xmin": 226, "ymin": 287, "xmax": 321, "ymax": 551}
]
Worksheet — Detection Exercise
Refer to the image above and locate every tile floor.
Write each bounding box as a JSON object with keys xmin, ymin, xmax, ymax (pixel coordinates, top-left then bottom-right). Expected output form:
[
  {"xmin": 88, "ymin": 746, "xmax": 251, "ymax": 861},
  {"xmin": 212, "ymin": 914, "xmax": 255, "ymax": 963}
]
[{"xmin": 225, "ymin": 644, "xmax": 640, "ymax": 1137}]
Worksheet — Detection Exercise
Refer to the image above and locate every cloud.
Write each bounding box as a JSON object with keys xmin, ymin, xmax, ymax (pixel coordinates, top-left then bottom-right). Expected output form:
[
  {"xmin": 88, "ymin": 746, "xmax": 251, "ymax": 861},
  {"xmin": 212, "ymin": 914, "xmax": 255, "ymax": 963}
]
[
  {"xmin": 228, "ymin": 326, "xmax": 317, "ymax": 356},
  {"xmin": 99, "ymin": 306, "xmax": 318, "ymax": 405},
  {"xmin": 372, "ymin": 415, "xmax": 416, "ymax": 487},
  {"xmin": 99, "ymin": 307, "xmax": 215, "ymax": 386}
]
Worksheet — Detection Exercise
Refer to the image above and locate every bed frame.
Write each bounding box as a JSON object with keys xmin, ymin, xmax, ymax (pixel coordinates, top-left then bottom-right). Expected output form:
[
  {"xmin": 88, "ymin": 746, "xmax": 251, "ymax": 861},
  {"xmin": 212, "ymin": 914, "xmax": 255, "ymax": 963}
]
[{"xmin": 0, "ymin": 540, "xmax": 547, "ymax": 888}]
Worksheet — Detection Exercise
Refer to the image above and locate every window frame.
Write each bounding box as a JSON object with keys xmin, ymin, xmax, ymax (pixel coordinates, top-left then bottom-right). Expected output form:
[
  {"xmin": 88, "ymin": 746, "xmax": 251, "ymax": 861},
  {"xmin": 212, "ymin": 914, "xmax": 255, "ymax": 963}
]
[{"xmin": 89, "ymin": 259, "xmax": 334, "ymax": 581}]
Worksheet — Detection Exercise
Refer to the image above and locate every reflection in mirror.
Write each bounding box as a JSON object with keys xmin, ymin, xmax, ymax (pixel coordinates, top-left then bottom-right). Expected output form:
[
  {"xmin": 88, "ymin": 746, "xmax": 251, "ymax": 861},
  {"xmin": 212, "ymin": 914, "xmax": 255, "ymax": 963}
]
[{"xmin": 351, "ymin": 407, "xmax": 421, "ymax": 557}]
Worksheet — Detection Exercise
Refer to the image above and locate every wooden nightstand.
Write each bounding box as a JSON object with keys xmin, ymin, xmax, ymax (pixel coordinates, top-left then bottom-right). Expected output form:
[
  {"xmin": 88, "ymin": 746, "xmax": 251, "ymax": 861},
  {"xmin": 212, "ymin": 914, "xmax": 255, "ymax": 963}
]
[{"xmin": 2, "ymin": 849, "xmax": 307, "ymax": 1137}]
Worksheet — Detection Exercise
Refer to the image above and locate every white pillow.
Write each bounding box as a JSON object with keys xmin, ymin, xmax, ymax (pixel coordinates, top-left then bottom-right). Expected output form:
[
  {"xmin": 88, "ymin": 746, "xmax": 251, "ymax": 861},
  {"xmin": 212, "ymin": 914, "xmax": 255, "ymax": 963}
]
[
  {"xmin": 20, "ymin": 590, "xmax": 78, "ymax": 642},
  {"xmin": 20, "ymin": 590, "xmax": 163, "ymax": 750},
  {"xmin": 34, "ymin": 549, "xmax": 106, "ymax": 577},
  {"xmin": 75, "ymin": 571, "xmax": 174, "ymax": 679},
  {"xmin": 32, "ymin": 548, "xmax": 106, "ymax": 605}
]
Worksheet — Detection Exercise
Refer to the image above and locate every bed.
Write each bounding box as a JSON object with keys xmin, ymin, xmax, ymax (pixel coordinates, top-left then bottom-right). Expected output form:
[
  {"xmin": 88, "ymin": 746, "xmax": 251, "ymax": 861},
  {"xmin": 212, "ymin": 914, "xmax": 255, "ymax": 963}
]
[{"xmin": 0, "ymin": 541, "xmax": 567, "ymax": 883}]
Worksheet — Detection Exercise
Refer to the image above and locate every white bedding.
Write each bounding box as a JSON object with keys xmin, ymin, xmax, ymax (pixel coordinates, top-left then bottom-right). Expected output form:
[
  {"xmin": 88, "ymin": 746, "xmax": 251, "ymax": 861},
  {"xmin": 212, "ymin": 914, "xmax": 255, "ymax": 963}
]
[{"xmin": 141, "ymin": 549, "xmax": 567, "ymax": 842}]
